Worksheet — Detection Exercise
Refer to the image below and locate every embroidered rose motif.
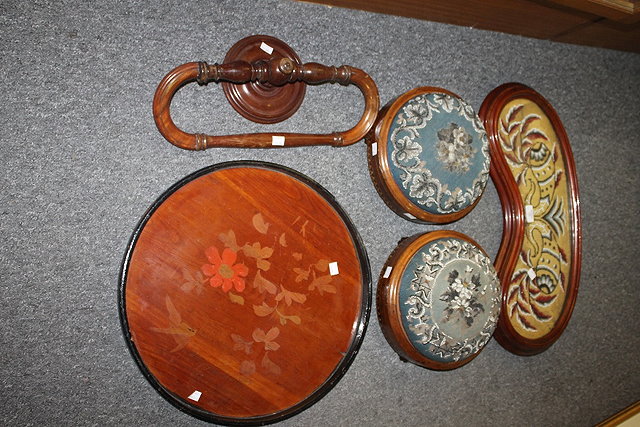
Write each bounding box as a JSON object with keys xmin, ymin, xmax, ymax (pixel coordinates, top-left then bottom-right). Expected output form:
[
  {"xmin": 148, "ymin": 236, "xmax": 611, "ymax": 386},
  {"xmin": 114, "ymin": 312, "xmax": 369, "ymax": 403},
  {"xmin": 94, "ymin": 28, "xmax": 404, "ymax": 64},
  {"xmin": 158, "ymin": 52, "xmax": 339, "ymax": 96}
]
[
  {"xmin": 201, "ymin": 247, "xmax": 249, "ymax": 293},
  {"xmin": 436, "ymin": 122, "xmax": 476, "ymax": 174},
  {"xmin": 439, "ymin": 265, "xmax": 485, "ymax": 327}
]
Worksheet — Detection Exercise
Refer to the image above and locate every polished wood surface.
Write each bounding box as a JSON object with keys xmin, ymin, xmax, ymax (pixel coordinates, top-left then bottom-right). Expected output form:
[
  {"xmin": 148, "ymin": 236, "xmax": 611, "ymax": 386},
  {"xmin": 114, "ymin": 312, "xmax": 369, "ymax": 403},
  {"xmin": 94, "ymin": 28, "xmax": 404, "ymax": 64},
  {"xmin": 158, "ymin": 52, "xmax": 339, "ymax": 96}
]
[
  {"xmin": 119, "ymin": 162, "xmax": 370, "ymax": 424},
  {"xmin": 299, "ymin": 0, "xmax": 640, "ymax": 53},
  {"xmin": 479, "ymin": 83, "xmax": 582, "ymax": 356},
  {"xmin": 153, "ymin": 36, "xmax": 380, "ymax": 151},
  {"xmin": 366, "ymin": 87, "xmax": 486, "ymax": 224},
  {"xmin": 221, "ymin": 35, "xmax": 306, "ymax": 124}
]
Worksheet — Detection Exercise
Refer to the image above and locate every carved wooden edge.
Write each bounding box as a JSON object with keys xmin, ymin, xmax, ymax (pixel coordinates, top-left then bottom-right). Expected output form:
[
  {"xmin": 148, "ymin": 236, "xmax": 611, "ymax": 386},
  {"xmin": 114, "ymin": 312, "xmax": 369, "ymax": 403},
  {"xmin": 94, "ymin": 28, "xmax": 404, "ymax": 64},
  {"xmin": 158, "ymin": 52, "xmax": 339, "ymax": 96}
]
[
  {"xmin": 118, "ymin": 161, "xmax": 372, "ymax": 425},
  {"xmin": 479, "ymin": 82, "xmax": 582, "ymax": 356},
  {"xmin": 365, "ymin": 87, "xmax": 487, "ymax": 224},
  {"xmin": 152, "ymin": 37, "xmax": 380, "ymax": 150},
  {"xmin": 377, "ymin": 230, "xmax": 491, "ymax": 370}
]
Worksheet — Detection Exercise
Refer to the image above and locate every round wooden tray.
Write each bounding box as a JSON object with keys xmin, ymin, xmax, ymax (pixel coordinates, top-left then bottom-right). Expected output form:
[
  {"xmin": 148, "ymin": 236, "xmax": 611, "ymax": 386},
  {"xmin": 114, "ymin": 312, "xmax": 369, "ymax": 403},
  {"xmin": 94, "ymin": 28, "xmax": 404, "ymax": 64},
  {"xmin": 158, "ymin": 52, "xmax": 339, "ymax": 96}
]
[
  {"xmin": 479, "ymin": 83, "xmax": 582, "ymax": 355},
  {"xmin": 119, "ymin": 161, "xmax": 371, "ymax": 425},
  {"xmin": 376, "ymin": 231, "xmax": 501, "ymax": 370},
  {"xmin": 366, "ymin": 87, "xmax": 490, "ymax": 224}
]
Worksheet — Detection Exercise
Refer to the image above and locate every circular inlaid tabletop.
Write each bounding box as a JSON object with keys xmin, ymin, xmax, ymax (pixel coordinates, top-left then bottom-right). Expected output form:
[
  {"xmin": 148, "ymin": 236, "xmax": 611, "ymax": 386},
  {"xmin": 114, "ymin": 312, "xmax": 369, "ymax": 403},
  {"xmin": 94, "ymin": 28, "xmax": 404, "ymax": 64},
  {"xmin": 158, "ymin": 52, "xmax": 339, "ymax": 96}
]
[
  {"xmin": 119, "ymin": 161, "xmax": 370, "ymax": 425},
  {"xmin": 367, "ymin": 87, "xmax": 490, "ymax": 223},
  {"xmin": 377, "ymin": 231, "xmax": 500, "ymax": 370}
]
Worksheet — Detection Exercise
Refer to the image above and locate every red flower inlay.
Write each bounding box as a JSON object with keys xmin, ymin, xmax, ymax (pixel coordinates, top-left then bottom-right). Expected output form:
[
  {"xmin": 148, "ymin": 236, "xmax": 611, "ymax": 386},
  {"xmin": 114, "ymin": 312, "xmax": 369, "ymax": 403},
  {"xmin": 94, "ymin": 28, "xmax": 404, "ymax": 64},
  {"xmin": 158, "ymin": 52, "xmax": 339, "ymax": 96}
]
[{"xmin": 201, "ymin": 247, "xmax": 249, "ymax": 293}]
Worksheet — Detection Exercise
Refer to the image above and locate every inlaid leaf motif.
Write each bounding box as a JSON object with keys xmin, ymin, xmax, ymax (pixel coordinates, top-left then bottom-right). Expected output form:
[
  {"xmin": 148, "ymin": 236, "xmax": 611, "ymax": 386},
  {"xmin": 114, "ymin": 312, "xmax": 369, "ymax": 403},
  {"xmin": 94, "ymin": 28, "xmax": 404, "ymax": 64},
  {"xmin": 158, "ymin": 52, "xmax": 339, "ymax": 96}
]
[
  {"xmin": 308, "ymin": 275, "xmax": 332, "ymax": 292},
  {"xmin": 292, "ymin": 252, "xmax": 303, "ymax": 261},
  {"xmin": 228, "ymin": 292, "xmax": 244, "ymax": 305},
  {"xmin": 293, "ymin": 267, "xmax": 309, "ymax": 283},
  {"xmin": 242, "ymin": 242, "xmax": 273, "ymax": 259},
  {"xmin": 276, "ymin": 286, "xmax": 307, "ymax": 306},
  {"xmin": 315, "ymin": 259, "xmax": 329, "ymax": 272},
  {"xmin": 253, "ymin": 271, "xmax": 277, "ymax": 295},
  {"xmin": 150, "ymin": 296, "xmax": 197, "ymax": 353},
  {"xmin": 231, "ymin": 334, "xmax": 253, "ymax": 354},
  {"xmin": 253, "ymin": 302, "xmax": 275, "ymax": 317},
  {"xmin": 288, "ymin": 315, "xmax": 301, "ymax": 325},
  {"xmin": 279, "ymin": 233, "xmax": 287, "ymax": 247},
  {"xmin": 277, "ymin": 313, "xmax": 301, "ymax": 326},
  {"xmin": 261, "ymin": 353, "xmax": 281, "ymax": 375},
  {"xmin": 256, "ymin": 259, "xmax": 271, "ymax": 271},
  {"xmin": 165, "ymin": 295, "xmax": 181, "ymax": 325},
  {"xmin": 180, "ymin": 268, "xmax": 205, "ymax": 294},
  {"xmin": 252, "ymin": 213, "xmax": 269, "ymax": 234},
  {"xmin": 252, "ymin": 327, "xmax": 280, "ymax": 351},
  {"xmin": 218, "ymin": 229, "xmax": 240, "ymax": 251}
]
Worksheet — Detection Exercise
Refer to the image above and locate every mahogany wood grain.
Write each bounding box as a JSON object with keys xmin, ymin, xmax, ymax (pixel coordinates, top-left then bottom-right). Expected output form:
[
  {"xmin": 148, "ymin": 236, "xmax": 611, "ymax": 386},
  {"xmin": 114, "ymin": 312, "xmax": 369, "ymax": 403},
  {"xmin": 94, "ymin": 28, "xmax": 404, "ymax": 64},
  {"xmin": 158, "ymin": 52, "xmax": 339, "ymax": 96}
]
[
  {"xmin": 119, "ymin": 162, "xmax": 371, "ymax": 424},
  {"xmin": 152, "ymin": 37, "xmax": 379, "ymax": 151},
  {"xmin": 479, "ymin": 83, "xmax": 582, "ymax": 356},
  {"xmin": 299, "ymin": 0, "xmax": 640, "ymax": 53}
]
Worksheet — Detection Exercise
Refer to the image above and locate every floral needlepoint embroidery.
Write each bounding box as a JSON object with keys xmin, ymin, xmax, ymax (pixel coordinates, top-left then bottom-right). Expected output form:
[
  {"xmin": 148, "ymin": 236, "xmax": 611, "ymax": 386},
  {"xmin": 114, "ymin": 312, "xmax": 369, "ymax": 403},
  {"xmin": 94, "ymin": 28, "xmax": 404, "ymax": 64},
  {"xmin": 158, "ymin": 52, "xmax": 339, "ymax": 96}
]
[
  {"xmin": 439, "ymin": 265, "xmax": 485, "ymax": 327},
  {"xmin": 202, "ymin": 247, "xmax": 249, "ymax": 293},
  {"xmin": 436, "ymin": 122, "xmax": 475, "ymax": 174}
]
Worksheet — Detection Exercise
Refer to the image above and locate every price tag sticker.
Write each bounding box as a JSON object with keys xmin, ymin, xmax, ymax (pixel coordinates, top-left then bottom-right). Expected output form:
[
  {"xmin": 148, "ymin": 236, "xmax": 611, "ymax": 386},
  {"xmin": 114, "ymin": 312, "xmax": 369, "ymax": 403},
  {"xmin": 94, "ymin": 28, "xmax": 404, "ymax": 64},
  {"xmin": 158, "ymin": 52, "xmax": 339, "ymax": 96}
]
[
  {"xmin": 329, "ymin": 262, "xmax": 339, "ymax": 276},
  {"xmin": 188, "ymin": 390, "xmax": 202, "ymax": 402},
  {"xmin": 383, "ymin": 266, "xmax": 393, "ymax": 279},
  {"xmin": 371, "ymin": 142, "xmax": 378, "ymax": 156},
  {"xmin": 525, "ymin": 205, "xmax": 534, "ymax": 223},
  {"xmin": 260, "ymin": 42, "xmax": 274, "ymax": 54},
  {"xmin": 272, "ymin": 136, "xmax": 285, "ymax": 146}
]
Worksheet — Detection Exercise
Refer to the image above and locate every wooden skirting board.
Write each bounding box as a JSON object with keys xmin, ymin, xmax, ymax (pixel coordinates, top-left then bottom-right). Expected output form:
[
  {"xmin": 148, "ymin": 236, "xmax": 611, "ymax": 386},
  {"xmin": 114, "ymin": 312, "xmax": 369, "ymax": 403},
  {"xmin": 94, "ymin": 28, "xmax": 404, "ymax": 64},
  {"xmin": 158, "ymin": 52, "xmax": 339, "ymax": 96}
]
[{"xmin": 297, "ymin": 0, "xmax": 640, "ymax": 53}]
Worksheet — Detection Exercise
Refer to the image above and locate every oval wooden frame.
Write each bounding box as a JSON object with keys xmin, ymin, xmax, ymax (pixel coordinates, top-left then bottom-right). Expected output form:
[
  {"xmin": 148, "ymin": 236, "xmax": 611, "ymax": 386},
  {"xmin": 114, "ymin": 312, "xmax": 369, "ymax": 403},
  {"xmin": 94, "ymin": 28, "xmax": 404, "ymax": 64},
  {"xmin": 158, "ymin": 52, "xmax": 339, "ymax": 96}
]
[
  {"xmin": 377, "ymin": 230, "xmax": 495, "ymax": 370},
  {"xmin": 366, "ymin": 87, "xmax": 488, "ymax": 224},
  {"xmin": 479, "ymin": 83, "xmax": 582, "ymax": 356},
  {"xmin": 118, "ymin": 161, "xmax": 372, "ymax": 425}
]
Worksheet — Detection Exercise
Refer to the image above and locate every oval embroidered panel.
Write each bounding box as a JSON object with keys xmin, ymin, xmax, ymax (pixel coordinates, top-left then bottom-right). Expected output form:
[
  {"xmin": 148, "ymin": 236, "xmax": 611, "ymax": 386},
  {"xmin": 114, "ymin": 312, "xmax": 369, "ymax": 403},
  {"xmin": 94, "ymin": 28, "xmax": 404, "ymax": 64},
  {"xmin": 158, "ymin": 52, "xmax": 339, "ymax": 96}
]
[{"xmin": 398, "ymin": 237, "xmax": 501, "ymax": 364}]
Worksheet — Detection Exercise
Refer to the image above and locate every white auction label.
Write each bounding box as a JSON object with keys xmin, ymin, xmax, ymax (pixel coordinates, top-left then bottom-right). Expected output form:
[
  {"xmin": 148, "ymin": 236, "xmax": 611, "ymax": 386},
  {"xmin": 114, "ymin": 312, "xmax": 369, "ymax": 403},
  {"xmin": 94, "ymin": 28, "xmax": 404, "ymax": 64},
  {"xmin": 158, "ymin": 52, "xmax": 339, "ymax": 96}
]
[
  {"xmin": 383, "ymin": 266, "xmax": 393, "ymax": 279},
  {"xmin": 271, "ymin": 136, "xmax": 285, "ymax": 146},
  {"xmin": 525, "ymin": 204, "xmax": 534, "ymax": 223},
  {"xmin": 260, "ymin": 42, "xmax": 274, "ymax": 54},
  {"xmin": 188, "ymin": 390, "xmax": 202, "ymax": 402},
  {"xmin": 371, "ymin": 142, "xmax": 378, "ymax": 156},
  {"xmin": 329, "ymin": 262, "xmax": 339, "ymax": 276}
]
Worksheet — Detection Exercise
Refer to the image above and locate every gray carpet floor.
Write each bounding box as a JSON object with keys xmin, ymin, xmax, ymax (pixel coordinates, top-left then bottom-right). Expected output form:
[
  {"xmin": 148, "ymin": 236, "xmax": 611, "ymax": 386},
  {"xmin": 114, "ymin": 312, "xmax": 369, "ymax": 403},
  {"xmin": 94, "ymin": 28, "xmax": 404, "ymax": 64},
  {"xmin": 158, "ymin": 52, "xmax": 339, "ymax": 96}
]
[{"xmin": 1, "ymin": 0, "xmax": 639, "ymax": 425}]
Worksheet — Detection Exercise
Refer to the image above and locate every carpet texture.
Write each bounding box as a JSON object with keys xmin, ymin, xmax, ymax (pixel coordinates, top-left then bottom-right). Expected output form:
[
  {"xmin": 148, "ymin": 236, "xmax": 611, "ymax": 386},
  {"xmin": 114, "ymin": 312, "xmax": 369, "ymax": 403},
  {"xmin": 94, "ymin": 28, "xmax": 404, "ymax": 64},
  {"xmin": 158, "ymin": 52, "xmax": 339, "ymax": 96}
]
[{"xmin": 1, "ymin": 0, "xmax": 639, "ymax": 425}]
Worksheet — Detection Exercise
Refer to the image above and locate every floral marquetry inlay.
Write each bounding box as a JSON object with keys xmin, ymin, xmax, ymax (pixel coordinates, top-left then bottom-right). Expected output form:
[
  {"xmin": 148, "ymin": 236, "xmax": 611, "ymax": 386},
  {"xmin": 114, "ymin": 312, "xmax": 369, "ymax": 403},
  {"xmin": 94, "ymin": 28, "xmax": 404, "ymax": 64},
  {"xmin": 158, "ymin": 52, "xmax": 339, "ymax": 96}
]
[{"xmin": 121, "ymin": 164, "xmax": 368, "ymax": 422}]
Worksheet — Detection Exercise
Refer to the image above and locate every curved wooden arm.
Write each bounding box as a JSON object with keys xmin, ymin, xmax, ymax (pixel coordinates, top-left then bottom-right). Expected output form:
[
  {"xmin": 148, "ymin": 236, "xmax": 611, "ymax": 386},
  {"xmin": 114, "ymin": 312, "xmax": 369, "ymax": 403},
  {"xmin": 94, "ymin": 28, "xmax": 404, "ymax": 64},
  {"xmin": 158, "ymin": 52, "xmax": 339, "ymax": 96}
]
[{"xmin": 152, "ymin": 57, "xmax": 380, "ymax": 150}]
